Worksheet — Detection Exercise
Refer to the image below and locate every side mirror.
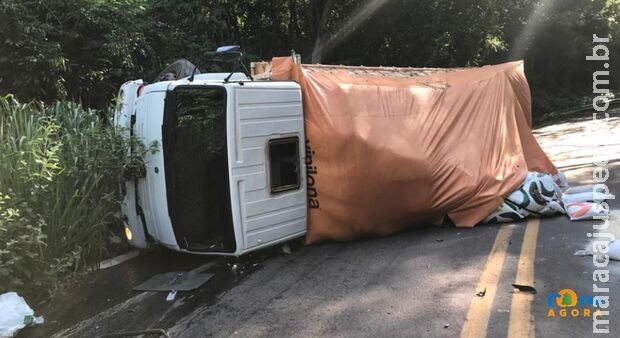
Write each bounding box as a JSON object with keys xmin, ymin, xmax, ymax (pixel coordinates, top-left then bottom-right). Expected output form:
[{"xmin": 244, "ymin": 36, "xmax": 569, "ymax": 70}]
[
  {"xmin": 214, "ymin": 45, "xmax": 253, "ymax": 82},
  {"xmin": 216, "ymin": 45, "xmax": 241, "ymax": 55}
]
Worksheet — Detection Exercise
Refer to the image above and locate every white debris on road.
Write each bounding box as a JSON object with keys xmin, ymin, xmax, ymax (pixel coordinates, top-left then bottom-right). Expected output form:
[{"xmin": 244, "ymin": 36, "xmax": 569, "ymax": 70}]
[{"xmin": 0, "ymin": 292, "xmax": 43, "ymax": 338}]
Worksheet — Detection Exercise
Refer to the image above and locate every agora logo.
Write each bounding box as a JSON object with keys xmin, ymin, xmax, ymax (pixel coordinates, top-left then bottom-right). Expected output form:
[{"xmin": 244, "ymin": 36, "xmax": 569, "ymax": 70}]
[{"xmin": 546, "ymin": 288, "xmax": 604, "ymax": 318}]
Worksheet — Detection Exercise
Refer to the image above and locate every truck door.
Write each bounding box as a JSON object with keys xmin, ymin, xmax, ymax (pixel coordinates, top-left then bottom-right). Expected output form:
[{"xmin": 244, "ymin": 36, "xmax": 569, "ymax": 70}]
[{"xmin": 228, "ymin": 83, "xmax": 307, "ymax": 253}]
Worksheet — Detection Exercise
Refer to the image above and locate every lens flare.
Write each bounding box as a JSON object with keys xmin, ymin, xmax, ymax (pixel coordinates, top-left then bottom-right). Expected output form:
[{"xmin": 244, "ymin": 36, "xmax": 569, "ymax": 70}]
[
  {"xmin": 312, "ymin": 0, "xmax": 390, "ymax": 63},
  {"xmin": 509, "ymin": 0, "xmax": 559, "ymax": 60}
]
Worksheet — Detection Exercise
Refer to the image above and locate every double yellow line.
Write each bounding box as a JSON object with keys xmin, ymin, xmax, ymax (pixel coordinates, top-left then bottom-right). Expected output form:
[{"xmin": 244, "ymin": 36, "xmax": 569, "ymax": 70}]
[
  {"xmin": 460, "ymin": 219, "xmax": 540, "ymax": 338},
  {"xmin": 508, "ymin": 219, "xmax": 539, "ymax": 338}
]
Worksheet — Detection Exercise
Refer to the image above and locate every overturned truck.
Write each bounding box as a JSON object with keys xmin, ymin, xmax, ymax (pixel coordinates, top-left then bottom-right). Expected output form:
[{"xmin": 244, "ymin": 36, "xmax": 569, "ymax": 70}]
[{"xmin": 115, "ymin": 54, "xmax": 557, "ymax": 256}]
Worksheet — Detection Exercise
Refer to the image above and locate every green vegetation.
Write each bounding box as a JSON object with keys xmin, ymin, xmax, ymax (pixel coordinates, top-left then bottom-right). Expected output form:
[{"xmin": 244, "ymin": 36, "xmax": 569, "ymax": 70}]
[{"xmin": 0, "ymin": 95, "xmax": 127, "ymax": 301}]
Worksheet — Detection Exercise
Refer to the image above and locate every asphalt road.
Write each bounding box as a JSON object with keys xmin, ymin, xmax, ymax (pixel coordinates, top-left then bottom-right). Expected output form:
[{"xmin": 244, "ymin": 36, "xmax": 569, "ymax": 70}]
[{"xmin": 21, "ymin": 114, "xmax": 620, "ymax": 338}]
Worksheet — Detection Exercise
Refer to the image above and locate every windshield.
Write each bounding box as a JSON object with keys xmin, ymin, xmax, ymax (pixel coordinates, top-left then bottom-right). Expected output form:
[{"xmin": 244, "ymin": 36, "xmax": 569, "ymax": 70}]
[{"xmin": 163, "ymin": 86, "xmax": 235, "ymax": 252}]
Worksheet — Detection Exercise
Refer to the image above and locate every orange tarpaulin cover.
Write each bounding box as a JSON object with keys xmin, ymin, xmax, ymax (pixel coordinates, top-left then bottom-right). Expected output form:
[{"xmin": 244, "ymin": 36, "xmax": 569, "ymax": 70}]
[{"xmin": 270, "ymin": 57, "xmax": 556, "ymax": 244}]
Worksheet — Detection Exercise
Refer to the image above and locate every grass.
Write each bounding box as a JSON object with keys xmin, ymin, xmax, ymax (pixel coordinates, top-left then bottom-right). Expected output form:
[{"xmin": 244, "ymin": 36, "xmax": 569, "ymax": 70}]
[{"xmin": 0, "ymin": 95, "xmax": 128, "ymax": 302}]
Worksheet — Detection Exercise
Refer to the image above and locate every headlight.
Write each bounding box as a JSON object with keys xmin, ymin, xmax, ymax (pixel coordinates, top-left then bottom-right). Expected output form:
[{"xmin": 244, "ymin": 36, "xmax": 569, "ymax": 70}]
[{"xmin": 124, "ymin": 222, "xmax": 133, "ymax": 241}]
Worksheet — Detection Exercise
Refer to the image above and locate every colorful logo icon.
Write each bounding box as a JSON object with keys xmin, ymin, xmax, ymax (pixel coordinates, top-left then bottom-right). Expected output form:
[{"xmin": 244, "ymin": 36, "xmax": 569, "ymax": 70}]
[
  {"xmin": 546, "ymin": 288, "xmax": 603, "ymax": 318},
  {"xmin": 555, "ymin": 288, "xmax": 578, "ymax": 307}
]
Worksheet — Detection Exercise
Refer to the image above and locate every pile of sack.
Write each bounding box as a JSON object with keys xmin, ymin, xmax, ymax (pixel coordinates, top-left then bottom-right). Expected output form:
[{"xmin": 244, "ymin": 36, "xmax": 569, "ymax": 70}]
[{"xmin": 483, "ymin": 171, "xmax": 612, "ymax": 224}]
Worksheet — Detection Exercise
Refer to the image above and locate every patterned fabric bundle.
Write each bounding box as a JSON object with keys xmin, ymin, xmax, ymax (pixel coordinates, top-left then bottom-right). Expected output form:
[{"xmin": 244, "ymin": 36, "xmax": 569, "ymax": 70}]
[{"xmin": 483, "ymin": 172, "xmax": 565, "ymax": 224}]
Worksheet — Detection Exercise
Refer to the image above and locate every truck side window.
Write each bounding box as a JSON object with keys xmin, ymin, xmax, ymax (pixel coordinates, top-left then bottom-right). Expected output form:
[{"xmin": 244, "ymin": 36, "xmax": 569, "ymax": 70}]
[{"xmin": 269, "ymin": 137, "xmax": 300, "ymax": 193}]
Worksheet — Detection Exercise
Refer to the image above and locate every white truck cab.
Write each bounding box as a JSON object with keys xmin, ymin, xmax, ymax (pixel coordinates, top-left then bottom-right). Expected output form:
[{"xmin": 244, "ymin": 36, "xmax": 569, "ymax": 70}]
[{"xmin": 115, "ymin": 72, "xmax": 307, "ymax": 255}]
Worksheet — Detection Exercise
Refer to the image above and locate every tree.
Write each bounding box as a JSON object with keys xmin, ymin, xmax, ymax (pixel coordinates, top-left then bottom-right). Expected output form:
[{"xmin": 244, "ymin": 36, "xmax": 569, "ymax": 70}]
[
  {"xmin": 0, "ymin": 0, "xmax": 617, "ymax": 115},
  {"xmin": 0, "ymin": 0, "xmax": 152, "ymax": 107}
]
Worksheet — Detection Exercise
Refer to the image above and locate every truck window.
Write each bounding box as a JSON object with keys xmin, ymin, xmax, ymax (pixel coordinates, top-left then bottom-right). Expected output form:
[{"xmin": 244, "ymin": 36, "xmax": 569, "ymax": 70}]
[{"xmin": 268, "ymin": 137, "xmax": 300, "ymax": 193}]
